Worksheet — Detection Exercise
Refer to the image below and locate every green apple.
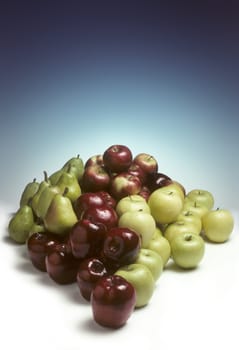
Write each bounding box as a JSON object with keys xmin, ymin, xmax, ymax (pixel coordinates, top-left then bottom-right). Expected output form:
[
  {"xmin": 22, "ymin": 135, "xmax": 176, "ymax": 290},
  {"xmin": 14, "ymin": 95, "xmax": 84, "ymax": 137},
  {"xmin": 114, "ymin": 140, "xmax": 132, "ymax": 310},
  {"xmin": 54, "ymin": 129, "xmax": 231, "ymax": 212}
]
[
  {"xmin": 186, "ymin": 189, "xmax": 214, "ymax": 210},
  {"xmin": 182, "ymin": 200, "xmax": 209, "ymax": 218},
  {"xmin": 118, "ymin": 210, "xmax": 156, "ymax": 248},
  {"xmin": 165, "ymin": 181, "xmax": 185, "ymax": 201},
  {"xmin": 170, "ymin": 232, "xmax": 205, "ymax": 269},
  {"xmin": 115, "ymin": 263, "xmax": 155, "ymax": 308},
  {"xmin": 148, "ymin": 229, "xmax": 171, "ymax": 267},
  {"xmin": 164, "ymin": 220, "xmax": 201, "ymax": 242},
  {"xmin": 134, "ymin": 248, "xmax": 163, "ymax": 281},
  {"xmin": 202, "ymin": 208, "xmax": 234, "ymax": 243},
  {"xmin": 115, "ymin": 194, "xmax": 151, "ymax": 217},
  {"xmin": 148, "ymin": 188, "xmax": 183, "ymax": 225},
  {"xmin": 175, "ymin": 210, "xmax": 202, "ymax": 233}
]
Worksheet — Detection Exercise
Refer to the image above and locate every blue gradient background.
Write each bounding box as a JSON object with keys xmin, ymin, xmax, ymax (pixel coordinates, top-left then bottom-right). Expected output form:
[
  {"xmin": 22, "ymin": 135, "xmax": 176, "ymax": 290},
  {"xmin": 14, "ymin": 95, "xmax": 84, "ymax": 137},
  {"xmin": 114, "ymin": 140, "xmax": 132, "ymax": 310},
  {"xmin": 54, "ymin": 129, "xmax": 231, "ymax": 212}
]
[{"xmin": 1, "ymin": 1, "xmax": 239, "ymax": 209}]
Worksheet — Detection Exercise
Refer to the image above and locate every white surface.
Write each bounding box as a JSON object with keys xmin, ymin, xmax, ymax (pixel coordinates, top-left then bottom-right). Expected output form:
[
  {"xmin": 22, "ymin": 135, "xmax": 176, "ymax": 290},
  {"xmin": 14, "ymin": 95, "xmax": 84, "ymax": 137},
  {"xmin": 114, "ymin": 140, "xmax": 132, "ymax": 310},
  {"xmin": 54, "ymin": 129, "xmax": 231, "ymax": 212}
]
[{"xmin": 1, "ymin": 203, "xmax": 238, "ymax": 350}]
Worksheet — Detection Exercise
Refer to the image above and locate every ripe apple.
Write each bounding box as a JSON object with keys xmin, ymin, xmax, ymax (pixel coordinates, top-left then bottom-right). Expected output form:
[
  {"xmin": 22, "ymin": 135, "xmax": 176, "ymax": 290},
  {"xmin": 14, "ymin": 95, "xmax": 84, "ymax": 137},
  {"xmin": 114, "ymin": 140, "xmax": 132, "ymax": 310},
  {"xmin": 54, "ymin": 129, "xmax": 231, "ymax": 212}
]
[
  {"xmin": 147, "ymin": 172, "xmax": 173, "ymax": 192},
  {"xmin": 138, "ymin": 185, "xmax": 151, "ymax": 201},
  {"xmin": 133, "ymin": 153, "xmax": 158, "ymax": 175},
  {"xmin": 183, "ymin": 200, "xmax": 209, "ymax": 218},
  {"xmin": 170, "ymin": 232, "xmax": 205, "ymax": 269},
  {"xmin": 103, "ymin": 144, "xmax": 133, "ymax": 173},
  {"xmin": 186, "ymin": 189, "xmax": 214, "ymax": 210},
  {"xmin": 148, "ymin": 188, "xmax": 183, "ymax": 224},
  {"xmin": 175, "ymin": 210, "xmax": 202, "ymax": 233},
  {"xmin": 82, "ymin": 204, "xmax": 118, "ymax": 230},
  {"xmin": 165, "ymin": 181, "xmax": 185, "ymax": 201},
  {"xmin": 115, "ymin": 194, "xmax": 151, "ymax": 217},
  {"xmin": 202, "ymin": 208, "xmax": 234, "ymax": 243},
  {"xmin": 118, "ymin": 210, "xmax": 156, "ymax": 248},
  {"xmin": 74, "ymin": 192, "xmax": 105, "ymax": 219},
  {"xmin": 91, "ymin": 275, "xmax": 136, "ymax": 328},
  {"xmin": 115, "ymin": 263, "xmax": 155, "ymax": 308},
  {"xmin": 109, "ymin": 172, "xmax": 142, "ymax": 200},
  {"xmin": 81, "ymin": 165, "xmax": 110, "ymax": 192},
  {"xmin": 102, "ymin": 227, "xmax": 141, "ymax": 266},
  {"xmin": 127, "ymin": 163, "xmax": 147, "ymax": 185},
  {"xmin": 134, "ymin": 248, "xmax": 163, "ymax": 281},
  {"xmin": 147, "ymin": 229, "xmax": 171, "ymax": 266},
  {"xmin": 84, "ymin": 154, "xmax": 104, "ymax": 168},
  {"xmin": 96, "ymin": 191, "xmax": 117, "ymax": 208},
  {"xmin": 164, "ymin": 220, "xmax": 201, "ymax": 242}
]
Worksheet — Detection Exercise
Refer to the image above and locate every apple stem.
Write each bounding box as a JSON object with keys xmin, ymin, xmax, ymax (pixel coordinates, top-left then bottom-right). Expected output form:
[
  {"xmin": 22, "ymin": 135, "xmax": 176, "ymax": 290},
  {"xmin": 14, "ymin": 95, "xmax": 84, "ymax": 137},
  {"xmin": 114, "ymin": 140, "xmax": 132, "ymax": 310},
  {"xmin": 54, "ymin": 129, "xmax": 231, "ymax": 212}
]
[{"xmin": 185, "ymin": 234, "xmax": 193, "ymax": 241}]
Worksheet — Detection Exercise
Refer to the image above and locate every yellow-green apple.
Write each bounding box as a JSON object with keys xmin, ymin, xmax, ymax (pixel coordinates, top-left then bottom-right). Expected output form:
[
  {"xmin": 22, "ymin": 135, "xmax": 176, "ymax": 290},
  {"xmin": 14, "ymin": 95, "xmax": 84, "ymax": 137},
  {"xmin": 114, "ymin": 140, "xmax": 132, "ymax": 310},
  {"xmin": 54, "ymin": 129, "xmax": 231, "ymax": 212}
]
[
  {"xmin": 115, "ymin": 194, "xmax": 151, "ymax": 217},
  {"xmin": 115, "ymin": 263, "xmax": 155, "ymax": 308},
  {"xmin": 118, "ymin": 210, "xmax": 156, "ymax": 248},
  {"xmin": 148, "ymin": 188, "xmax": 183, "ymax": 224},
  {"xmin": 148, "ymin": 229, "xmax": 171, "ymax": 266},
  {"xmin": 165, "ymin": 181, "xmax": 186, "ymax": 201},
  {"xmin": 186, "ymin": 189, "xmax": 214, "ymax": 210},
  {"xmin": 175, "ymin": 210, "xmax": 202, "ymax": 233},
  {"xmin": 170, "ymin": 232, "xmax": 205, "ymax": 269},
  {"xmin": 134, "ymin": 248, "xmax": 163, "ymax": 281},
  {"xmin": 164, "ymin": 220, "xmax": 201, "ymax": 242},
  {"xmin": 202, "ymin": 208, "xmax": 234, "ymax": 243},
  {"xmin": 182, "ymin": 200, "xmax": 209, "ymax": 218}
]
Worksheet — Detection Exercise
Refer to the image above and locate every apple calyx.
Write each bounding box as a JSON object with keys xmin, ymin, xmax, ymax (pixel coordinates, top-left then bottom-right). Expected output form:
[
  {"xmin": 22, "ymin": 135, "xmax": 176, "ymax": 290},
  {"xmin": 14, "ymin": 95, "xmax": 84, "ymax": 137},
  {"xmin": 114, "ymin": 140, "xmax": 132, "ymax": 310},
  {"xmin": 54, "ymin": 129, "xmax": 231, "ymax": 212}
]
[{"xmin": 184, "ymin": 234, "xmax": 193, "ymax": 241}]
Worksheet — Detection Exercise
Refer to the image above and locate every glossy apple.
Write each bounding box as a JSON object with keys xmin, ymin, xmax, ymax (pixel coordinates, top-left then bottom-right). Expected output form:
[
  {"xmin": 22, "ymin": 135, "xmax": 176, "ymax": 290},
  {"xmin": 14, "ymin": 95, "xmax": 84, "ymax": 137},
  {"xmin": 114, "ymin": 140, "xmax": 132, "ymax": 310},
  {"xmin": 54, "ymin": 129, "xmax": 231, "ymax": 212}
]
[
  {"xmin": 91, "ymin": 275, "xmax": 136, "ymax": 328},
  {"xmin": 127, "ymin": 163, "xmax": 147, "ymax": 185},
  {"xmin": 118, "ymin": 210, "xmax": 156, "ymax": 248},
  {"xmin": 147, "ymin": 228, "xmax": 171, "ymax": 266},
  {"xmin": 81, "ymin": 165, "xmax": 110, "ymax": 192},
  {"xmin": 69, "ymin": 219, "xmax": 107, "ymax": 259},
  {"xmin": 202, "ymin": 208, "xmax": 234, "ymax": 243},
  {"xmin": 84, "ymin": 154, "xmax": 104, "ymax": 168},
  {"xmin": 103, "ymin": 144, "xmax": 133, "ymax": 173},
  {"xmin": 138, "ymin": 185, "xmax": 151, "ymax": 201},
  {"xmin": 115, "ymin": 263, "xmax": 155, "ymax": 308},
  {"xmin": 45, "ymin": 243, "xmax": 80, "ymax": 284},
  {"xmin": 175, "ymin": 210, "xmax": 202, "ymax": 233},
  {"xmin": 148, "ymin": 188, "xmax": 183, "ymax": 224},
  {"xmin": 183, "ymin": 200, "xmax": 209, "ymax": 218},
  {"xmin": 165, "ymin": 181, "xmax": 185, "ymax": 201},
  {"xmin": 74, "ymin": 192, "xmax": 105, "ymax": 219},
  {"xmin": 133, "ymin": 153, "xmax": 158, "ymax": 175},
  {"xmin": 170, "ymin": 232, "xmax": 205, "ymax": 269},
  {"xmin": 134, "ymin": 248, "xmax": 163, "ymax": 281},
  {"xmin": 164, "ymin": 220, "xmax": 201, "ymax": 242},
  {"xmin": 82, "ymin": 204, "xmax": 118, "ymax": 230},
  {"xmin": 147, "ymin": 172, "xmax": 172, "ymax": 192},
  {"xmin": 103, "ymin": 227, "xmax": 141, "ymax": 266},
  {"xmin": 77, "ymin": 257, "xmax": 109, "ymax": 301},
  {"xmin": 109, "ymin": 172, "xmax": 142, "ymax": 200},
  {"xmin": 115, "ymin": 194, "xmax": 151, "ymax": 217},
  {"xmin": 186, "ymin": 189, "xmax": 214, "ymax": 210},
  {"xmin": 96, "ymin": 191, "xmax": 117, "ymax": 208}
]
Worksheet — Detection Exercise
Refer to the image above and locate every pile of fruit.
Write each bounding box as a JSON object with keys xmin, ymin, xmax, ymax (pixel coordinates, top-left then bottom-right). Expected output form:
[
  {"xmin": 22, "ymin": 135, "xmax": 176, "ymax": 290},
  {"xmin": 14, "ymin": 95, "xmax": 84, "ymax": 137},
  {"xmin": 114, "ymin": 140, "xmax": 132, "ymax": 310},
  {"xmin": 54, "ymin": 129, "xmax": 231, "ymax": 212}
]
[{"xmin": 8, "ymin": 144, "xmax": 234, "ymax": 329}]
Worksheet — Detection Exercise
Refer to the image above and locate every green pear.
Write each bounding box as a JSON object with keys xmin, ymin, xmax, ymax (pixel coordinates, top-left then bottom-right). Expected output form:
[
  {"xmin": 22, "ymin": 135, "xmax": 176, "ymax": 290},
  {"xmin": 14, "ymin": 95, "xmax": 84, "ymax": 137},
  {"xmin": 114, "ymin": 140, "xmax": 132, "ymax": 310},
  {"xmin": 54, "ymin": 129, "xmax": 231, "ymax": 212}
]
[
  {"xmin": 8, "ymin": 204, "xmax": 35, "ymax": 243},
  {"xmin": 62, "ymin": 154, "xmax": 84, "ymax": 181},
  {"xmin": 31, "ymin": 171, "xmax": 50, "ymax": 216},
  {"xmin": 48, "ymin": 168, "xmax": 65, "ymax": 186},
  {"xmin": 56, "ymin": 166, "xmax": 81, "ymax": 202},
  {"xmin": 20, "ymin": 178, "xmax": 40, "ymax": 207},
  {"xmin": 35, "ymin": 184, "xmax": 62, "ymax": 220},
  {"xmin": 43, "ymin": 189, "xmax": 78, "ymax": 235}
]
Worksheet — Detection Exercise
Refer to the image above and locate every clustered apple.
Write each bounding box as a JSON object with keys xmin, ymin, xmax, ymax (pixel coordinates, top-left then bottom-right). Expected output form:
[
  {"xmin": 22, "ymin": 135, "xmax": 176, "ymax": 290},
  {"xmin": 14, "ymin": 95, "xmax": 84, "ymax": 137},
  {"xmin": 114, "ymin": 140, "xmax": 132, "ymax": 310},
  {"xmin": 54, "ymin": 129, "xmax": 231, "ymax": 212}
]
[{"xmin": 8, "ymin": 144, "xmax": 235, "ymax": 330}]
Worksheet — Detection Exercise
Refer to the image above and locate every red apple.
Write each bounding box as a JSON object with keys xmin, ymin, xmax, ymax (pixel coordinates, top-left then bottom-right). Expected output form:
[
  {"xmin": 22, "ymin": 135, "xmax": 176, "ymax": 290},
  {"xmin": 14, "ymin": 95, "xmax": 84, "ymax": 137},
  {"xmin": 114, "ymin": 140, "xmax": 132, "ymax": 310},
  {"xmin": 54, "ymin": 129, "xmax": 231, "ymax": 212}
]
[
  {"xmin": 147, "ymin": 172, "xmax": 173, "ymax": 192},
  {"xmin": 81, "ymin": 165, "xmax": 110, "ymax": 192},
  {"xmin": 74, "ymin": 192, "xmax": 105, "ymax": 219},
  {"xmin": 77, "ymin": 257, "xmax": 109, "ymax": 301},
  {"xmin": 91, "ymin": 275, "xmax": 136, "ymax": 328},
  {"xmin": 97, "ymin": 190, "xmax": 117, "ymax": 208},
  {"xmin": 103, "ymin": 227, "xmax": 141, "ymax": 266},
  {"xmin": 82, "ymin": 204, "xmax": 118, "ymax": 230},
  {"xmin": 109, "ymin": 172, "xmax": 142, "ymax": 200},
  {"xmin": 84, "ymin": 154, "xmax": 104, "ymax": 168},
  {"xmin": 127, "ymin": 163, "xmax": 147, "ymax": 185},
  {"xmin": 69, "ymin": 219, "xmax": 107, "ymax": 259},
  {"xmin": 103, "ymin": 144, "xmax": 133, "ymax": 173},
  {"xmin": 133, "ymin": 153, "xmax": 158, "ymax": 175},
  {"xmin": 138, "ymin": 185, "xmax": 151, "ymax": 201}
]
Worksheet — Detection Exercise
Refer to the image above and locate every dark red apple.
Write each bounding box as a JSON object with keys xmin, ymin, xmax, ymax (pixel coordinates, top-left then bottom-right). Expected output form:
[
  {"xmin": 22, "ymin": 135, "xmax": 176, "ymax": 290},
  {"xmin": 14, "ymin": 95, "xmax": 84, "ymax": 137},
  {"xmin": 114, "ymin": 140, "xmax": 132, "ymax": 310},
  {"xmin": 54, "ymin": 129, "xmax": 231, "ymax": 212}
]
[
  {"xmin": 69, "ymin": 219, "xmax": 107, "ymax": 259},
  {"xmin": 91, "ymin": 275, "xmax": 136, "ymax": 328},
  {"xmin": 103, "ymin": 144, "xmax": 133, "ymax": 173},
  {"xmin": 138, "ymin": 185, "xmax": 151, "ymax": 201},
  {"xmin": 81, "ymin": 165, "xmax": 110, "ymax": 192},
  {"xmin": 97, "ymin": 190, "xmax": 117, "ymax": 208},
  {"xmin": 74, "ymin": 192, "xmax": 105, "ymax": 219},
  {"xmin": 147, "ymin": 172, "xmax": 173, "ymax": 192},
  {"xmin": 45, "ymin": 243, "xmax": 80, "ymax": 284},
  {"xmin": 127, "ymin": 163, "xmax": 147, "ymax": 185},
  {"xmin": 82, "ymin": 205, "xmax": 118, "ymax": 230},
  {"xmin": 77, "ymin": 257, "xmax": 109, "ymax": 301},
  {"xmin": 109, "ymin": 172, "xmax": 142, "ymax": 200},
  {"xmin": 84, "ymin": 154, "xmax": 104, "ymax": 168},
  {"xmin": 133, "ymin": 153, "xmax": 158, "ymax": 174},
  {"xmin": 103, "ymin": 227, "xmax": 140, "ymax": 266},
  {"xmin": 27, "ymin": 232, "xmax": 61, "ymax": 272}
]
